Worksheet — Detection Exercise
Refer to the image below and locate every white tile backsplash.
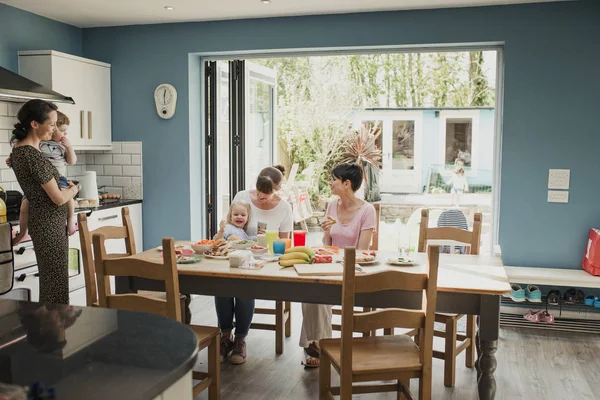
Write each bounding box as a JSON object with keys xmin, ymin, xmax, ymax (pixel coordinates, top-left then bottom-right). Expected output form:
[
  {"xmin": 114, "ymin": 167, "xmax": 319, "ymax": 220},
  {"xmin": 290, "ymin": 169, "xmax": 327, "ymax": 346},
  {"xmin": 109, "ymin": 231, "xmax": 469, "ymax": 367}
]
[
  {"xmin": 121, "ymin": 142, "xmax": 141, "ymax": 154},
  {"xmin": 0, "ymin": 100, "xmax": 143, "ymax": 200},
  {"xmin": 112, "ymin": 154, "xmax": 131, "ymax": 165}
]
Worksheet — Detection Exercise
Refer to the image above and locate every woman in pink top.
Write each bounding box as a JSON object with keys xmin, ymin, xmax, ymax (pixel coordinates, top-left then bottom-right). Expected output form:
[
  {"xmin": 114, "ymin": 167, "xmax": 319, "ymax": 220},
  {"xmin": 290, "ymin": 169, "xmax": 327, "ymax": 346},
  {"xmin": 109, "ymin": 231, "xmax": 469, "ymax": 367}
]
[{"xmin": 299, "ymin": 163, "xmax": 376, "ymax": 367}]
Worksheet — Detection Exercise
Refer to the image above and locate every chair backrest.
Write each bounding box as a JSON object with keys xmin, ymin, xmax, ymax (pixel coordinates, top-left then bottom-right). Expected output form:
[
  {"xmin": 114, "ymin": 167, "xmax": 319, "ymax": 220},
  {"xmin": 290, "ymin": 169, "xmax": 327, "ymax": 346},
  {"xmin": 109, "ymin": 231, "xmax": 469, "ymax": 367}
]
[
  {"xmin": 340, "ymin": 246, "xmax": 440, "ymax": 373},
  {"xmin": 92, "ymin": 236, "xmax": 181, "ymax": 322},
  {"xmin": 78, "ymin": 207, "xmax": 137, "ymax": 306},
  {"xmin": 418, "ymin": 209, "xmax": 482, "ymax": 255}
]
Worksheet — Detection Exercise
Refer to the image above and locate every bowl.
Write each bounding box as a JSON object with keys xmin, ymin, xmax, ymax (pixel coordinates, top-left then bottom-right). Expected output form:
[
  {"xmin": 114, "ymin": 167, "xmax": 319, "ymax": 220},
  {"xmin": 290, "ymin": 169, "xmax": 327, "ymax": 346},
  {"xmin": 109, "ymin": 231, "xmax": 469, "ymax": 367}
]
[
  {"xmin": 250, "ymin": 246, "xmax": 268, "ymax": 255},
  {"xmin": 192, "ymin": 244, "xmax": 213, "ymax": 254},
  {"xmin": 230, "ymin": 240, "xmax": 256, "ymax": 250}
]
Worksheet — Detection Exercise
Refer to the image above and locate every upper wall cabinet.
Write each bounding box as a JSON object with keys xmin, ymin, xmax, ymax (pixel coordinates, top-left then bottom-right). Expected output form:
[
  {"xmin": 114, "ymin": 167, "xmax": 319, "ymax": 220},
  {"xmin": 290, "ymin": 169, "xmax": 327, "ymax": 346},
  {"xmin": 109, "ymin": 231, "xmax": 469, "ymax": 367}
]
[{"xmin": 18, "ymin": 51, "xmax": 112, "ymax": 150}]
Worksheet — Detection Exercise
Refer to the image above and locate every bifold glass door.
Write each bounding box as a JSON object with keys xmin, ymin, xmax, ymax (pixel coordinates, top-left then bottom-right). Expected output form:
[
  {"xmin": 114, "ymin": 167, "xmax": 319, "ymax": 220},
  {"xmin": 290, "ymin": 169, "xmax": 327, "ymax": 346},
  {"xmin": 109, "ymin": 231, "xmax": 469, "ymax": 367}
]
[{"xmin": 204, "ymin": 60, "xmax": 277, "ymax": 237}]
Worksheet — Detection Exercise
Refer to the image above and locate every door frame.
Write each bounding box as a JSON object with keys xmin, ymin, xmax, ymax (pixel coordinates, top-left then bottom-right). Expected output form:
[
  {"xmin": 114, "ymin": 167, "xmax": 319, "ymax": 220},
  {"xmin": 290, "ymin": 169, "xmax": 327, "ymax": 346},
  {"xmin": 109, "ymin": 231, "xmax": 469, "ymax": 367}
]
[{"xmin": 193, "ymin": 44, "xmax": 504, "ymax": 251}]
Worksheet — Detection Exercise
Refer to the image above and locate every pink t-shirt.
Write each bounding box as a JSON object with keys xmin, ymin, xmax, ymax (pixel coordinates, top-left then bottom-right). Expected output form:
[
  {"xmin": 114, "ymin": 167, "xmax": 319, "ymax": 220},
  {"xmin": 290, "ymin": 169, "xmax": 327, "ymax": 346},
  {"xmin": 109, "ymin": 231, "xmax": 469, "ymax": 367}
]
[{"xmin": 325, "ymin": 200, "xmax": 376, "ymax": 248}]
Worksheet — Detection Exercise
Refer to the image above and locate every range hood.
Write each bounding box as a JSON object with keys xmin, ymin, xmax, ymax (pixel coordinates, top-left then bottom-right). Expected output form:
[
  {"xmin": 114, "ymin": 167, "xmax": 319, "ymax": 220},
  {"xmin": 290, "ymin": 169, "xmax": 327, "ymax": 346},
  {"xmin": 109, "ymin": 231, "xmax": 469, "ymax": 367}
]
[{"xmin": 0, "ymin": 66, "xmax": 74, "ymax": 104}]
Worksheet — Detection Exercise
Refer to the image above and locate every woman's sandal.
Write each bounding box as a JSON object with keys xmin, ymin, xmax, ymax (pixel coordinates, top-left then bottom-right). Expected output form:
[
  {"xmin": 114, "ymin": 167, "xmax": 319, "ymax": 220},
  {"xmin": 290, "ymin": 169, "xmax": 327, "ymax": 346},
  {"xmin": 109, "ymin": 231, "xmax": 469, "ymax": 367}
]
[{"xmin": 302, "ymin": 342, "xmax": 320, "ymax": 368}]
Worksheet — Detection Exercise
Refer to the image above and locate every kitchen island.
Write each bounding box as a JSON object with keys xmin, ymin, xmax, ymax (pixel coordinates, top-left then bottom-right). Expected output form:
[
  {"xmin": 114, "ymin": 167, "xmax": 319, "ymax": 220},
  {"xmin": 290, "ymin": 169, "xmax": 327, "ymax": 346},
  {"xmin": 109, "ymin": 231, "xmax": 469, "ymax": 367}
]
[{"xmin": 0, "ymin": 299, "xmax": 198, "ymax": 400}]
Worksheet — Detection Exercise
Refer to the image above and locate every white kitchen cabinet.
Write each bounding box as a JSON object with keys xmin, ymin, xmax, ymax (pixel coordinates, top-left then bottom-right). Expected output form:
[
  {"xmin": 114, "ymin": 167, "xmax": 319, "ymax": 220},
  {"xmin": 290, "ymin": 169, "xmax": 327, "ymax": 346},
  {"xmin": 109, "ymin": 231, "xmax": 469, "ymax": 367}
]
[{"xmin": 18, "ymin": 50, "xmax": 112, "ymax": 150}]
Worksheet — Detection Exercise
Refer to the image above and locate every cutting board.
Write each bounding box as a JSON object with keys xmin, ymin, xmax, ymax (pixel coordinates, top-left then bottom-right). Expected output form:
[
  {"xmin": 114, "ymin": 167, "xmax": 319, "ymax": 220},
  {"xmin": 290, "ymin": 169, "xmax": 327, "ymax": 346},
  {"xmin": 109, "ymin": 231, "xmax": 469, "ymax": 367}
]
[{"xmin": 294, "ymin": 263, "xmax": 361, "ymax": 276}]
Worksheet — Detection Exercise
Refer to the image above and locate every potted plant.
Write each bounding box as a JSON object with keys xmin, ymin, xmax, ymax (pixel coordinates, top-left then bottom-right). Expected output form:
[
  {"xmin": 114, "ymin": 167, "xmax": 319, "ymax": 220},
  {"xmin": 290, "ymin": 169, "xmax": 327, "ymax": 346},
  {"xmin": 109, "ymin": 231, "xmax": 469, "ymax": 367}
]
[{"xmin": 341, "ymin": 125, "xmax": 383, "ymax": 202}]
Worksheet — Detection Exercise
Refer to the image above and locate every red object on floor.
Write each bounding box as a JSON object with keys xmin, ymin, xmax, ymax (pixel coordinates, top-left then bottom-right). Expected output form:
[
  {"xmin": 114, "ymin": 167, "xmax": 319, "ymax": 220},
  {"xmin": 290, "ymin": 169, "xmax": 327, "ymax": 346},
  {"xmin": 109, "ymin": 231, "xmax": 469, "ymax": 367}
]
[{"xmin": 582, "ymin": 229, "xmax": 600, "ymax": 276}]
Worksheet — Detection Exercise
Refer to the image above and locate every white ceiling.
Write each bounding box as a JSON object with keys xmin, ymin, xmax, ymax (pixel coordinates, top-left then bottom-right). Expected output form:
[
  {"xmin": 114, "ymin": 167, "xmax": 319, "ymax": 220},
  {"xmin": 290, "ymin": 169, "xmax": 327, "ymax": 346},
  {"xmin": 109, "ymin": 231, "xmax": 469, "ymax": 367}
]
[{"xmin": 1, "ymin": 0, "xmax": 570, "ymax": 28}]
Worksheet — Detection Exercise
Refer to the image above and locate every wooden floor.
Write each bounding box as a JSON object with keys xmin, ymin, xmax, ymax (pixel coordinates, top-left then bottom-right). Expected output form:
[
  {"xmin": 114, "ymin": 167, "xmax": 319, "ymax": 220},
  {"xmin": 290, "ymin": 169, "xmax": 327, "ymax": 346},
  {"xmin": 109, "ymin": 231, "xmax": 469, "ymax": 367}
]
[{"xmin": 189, "ymin": 296, "xmax": 600, "ymax": 400}]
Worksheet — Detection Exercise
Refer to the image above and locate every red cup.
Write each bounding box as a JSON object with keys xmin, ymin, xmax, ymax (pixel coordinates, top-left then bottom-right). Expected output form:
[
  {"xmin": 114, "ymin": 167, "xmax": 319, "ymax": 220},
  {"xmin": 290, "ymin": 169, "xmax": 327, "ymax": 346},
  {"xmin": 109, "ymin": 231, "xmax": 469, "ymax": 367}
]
[{"xmin": 293, "ymin": 230, "xmax": 306, "ymax": 247}]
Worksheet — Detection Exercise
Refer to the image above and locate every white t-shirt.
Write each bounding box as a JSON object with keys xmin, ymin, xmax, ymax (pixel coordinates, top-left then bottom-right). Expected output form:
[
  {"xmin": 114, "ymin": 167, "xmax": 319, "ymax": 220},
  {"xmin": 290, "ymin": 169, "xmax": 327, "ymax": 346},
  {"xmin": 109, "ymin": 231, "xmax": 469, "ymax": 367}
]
[{"xmin": 233, "ymin": 190, "xmax": 294, "ymax": 238}]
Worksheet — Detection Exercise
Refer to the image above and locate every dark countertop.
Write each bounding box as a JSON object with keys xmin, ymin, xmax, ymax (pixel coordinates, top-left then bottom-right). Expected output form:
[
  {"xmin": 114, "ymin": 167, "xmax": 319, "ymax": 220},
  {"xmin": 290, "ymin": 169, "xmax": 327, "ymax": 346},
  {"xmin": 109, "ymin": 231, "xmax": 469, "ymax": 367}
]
[
  {"xmin": 74, "ymin": 199, "xmax": 142, "ymax": 214},
  {"xmin": 0, "ymin": 299, "xmax": 198, "ymax": 400}
]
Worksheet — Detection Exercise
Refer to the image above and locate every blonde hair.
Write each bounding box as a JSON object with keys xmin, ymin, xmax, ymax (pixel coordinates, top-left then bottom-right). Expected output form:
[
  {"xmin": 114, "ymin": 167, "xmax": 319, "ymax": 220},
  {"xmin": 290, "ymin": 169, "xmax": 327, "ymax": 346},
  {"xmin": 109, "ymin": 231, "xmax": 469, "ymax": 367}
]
[
  {"xmin": 227, "ymin": 201, "xmax": 251, "ymax": 231},
  {"xmin": 56, "ymin": 111, "xmax": 70, "ymax": 127}
]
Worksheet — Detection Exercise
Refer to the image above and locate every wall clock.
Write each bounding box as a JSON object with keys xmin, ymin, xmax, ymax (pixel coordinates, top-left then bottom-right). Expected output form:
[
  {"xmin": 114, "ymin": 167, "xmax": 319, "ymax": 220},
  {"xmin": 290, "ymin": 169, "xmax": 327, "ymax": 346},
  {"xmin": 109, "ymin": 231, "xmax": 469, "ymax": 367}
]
[{"xmin": 154, "ymin": 83, "xmax": 177, "ymax": 119}]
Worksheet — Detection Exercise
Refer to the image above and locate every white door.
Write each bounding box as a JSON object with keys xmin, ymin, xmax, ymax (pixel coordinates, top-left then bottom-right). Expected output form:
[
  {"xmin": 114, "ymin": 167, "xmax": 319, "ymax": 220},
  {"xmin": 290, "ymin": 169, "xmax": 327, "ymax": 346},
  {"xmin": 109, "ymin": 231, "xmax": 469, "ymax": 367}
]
[
  {"xmin": 382, "ymin": 113, "xmax": 422, "ymax": 193},
  {"xmin": 52, "ymin": 56, "xmax": 87, "ymax": 147},
  {"xmin": 244, "ymin": 62, "xmax": 277, "ymax": 190}
]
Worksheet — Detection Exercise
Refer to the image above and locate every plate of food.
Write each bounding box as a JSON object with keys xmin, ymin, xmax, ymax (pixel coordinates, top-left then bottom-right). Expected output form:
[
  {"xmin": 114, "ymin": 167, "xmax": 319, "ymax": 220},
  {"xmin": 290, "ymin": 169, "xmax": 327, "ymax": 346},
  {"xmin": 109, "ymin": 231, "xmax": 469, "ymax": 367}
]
[
  {"xmin": 341, "ymin": 250, "xmax": 378, "ymax": 265},
  {"xmin": 387, "ymin": 256, "xmax": 417, "ymax": 266},
  {"xmin": 250, "ymin": 245, "xmax": 268, "ymax": 255},
  {"xmin": 157, "ymin": 245, "xmax": 194, "ymax": 257},
  {"xmin": 176, "ymin": 254, "xmax": 203, "ymax": 264},
  {"xmin": 203, "ymin": 238, "xmax": 231, "ymax": 259},
  {"xmin": 230, "ymin": 239, "xmax": 257, "ymax": 250},
  {"xmin": 311, "ymin": 245, "xmax": 341, "ymax": 255}
]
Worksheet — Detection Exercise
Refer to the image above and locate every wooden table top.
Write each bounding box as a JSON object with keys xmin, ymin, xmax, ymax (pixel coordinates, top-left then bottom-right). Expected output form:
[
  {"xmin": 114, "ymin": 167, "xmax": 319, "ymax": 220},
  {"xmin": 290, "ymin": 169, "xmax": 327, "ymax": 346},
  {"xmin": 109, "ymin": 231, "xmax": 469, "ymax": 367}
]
[{"xmin": 134, "ymin": 245, "xmax": 510, "ymax": 295}]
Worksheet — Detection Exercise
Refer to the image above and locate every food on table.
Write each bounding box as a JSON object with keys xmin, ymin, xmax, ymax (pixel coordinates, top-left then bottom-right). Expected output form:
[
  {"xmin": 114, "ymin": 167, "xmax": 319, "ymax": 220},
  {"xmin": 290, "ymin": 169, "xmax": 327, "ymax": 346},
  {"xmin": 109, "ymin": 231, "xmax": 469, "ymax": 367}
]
[
  {"xmin": 311, "ymin": 245, "xmax": 340, "ymax": 255},
  {"xmin": 355, "ymin": 250, "xmax": 377, "ymax": 263},
  {"xmin": 195, "ymin": 239, "xmax": 214, "ymax": 246},
  {"xmin": 327, "ymin": 215, "xmax": 336, "ymax": 223},
  {"xmin": 279, "ymin": 246, "xmax": 315, "ymax": 267},
  {"xmin": 250, "ymin": 245, "xmax": 267, "ymax": 251},
  {"xmin": 314, "ymin": 254, "xmax": 333, "ymax": 263},
  {"xmin": 204, "ymin": 238, "xmax": 231, "ymax": 257},
  {"xmin": 227, "ymin": 235, "xmax": 241, "ymax": 241},
  {"xmin": 250, "ymin": 245, "xmax": 268, "ymax": 255}
]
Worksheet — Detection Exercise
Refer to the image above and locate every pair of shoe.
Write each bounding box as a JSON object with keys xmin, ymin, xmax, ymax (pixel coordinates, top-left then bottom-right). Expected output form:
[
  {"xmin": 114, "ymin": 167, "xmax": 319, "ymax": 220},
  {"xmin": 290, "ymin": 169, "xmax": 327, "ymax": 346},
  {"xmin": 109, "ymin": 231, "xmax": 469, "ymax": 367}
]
[
  {"xmin": 220, "ymin": 333, "xmax": 247, "ymax": 365},
  {"xmin": 563, "ymin": 288, "xmax": 585, "ymax": 305},
  {"xmin": 524, "ymin": 310, "xmax": 555, "ymax": 324},
  {"xmin": 584, "ymin": 295, "xmax": 600, "ymax": 308},
  {"xmin": 506, "ymin": 284, "xmax": 541, "ymax": 303}
]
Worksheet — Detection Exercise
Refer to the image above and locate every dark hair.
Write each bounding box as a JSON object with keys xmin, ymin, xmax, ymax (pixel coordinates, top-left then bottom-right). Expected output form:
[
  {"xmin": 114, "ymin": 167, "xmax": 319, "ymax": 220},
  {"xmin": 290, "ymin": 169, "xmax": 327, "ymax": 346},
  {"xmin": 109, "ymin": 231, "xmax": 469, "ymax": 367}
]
[
  {"xmin": 11, "ymin": 99, "xmax": 58, "ymax": 144},
  {"xmin": 331, "ymin": 162, "xmax": 363, "ymax": 192},
  {"xmin": 273, "ymin": 164, "xmax": 286, "ymax": 176},
  {"xmin": 256, "ymin": 167, "xmax": 283, "ymax": 195}
]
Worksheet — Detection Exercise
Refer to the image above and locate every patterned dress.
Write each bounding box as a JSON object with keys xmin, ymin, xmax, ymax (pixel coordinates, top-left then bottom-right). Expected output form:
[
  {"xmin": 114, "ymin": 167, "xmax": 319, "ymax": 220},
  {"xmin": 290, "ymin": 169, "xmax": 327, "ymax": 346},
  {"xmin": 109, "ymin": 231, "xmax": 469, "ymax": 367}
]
[{"xmin": 12, "ymin": 145, "xmax": 69, "ymax": 304}]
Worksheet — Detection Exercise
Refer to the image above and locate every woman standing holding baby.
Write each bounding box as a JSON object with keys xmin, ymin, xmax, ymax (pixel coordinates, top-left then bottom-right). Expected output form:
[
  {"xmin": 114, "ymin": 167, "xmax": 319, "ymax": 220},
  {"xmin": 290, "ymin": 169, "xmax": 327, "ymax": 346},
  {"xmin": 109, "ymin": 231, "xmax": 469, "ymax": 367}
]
[
  {"xmin": 215, "ymin": 166, "xmax": 293, "ymax": 365},
  {"xmin": 300, "ymin": 162, "xmax": 376, "ymax": 367}
]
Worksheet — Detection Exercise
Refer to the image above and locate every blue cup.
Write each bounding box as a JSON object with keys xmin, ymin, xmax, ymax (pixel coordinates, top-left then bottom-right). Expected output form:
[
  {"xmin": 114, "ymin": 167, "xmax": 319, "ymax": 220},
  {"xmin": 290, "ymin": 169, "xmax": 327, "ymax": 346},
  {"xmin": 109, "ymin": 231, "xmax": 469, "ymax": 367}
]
[{"xmin": 273, "ymin": 241, "xmax": 286, "ymax": 255}]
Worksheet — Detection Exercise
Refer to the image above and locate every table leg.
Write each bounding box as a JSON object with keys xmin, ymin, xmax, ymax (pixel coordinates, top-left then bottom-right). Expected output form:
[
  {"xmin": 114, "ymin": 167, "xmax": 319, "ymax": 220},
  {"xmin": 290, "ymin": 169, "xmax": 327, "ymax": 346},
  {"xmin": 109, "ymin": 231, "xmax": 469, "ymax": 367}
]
[{"xmin": 477, "ymin": 295, "xmax": 500, "ymax": 400}]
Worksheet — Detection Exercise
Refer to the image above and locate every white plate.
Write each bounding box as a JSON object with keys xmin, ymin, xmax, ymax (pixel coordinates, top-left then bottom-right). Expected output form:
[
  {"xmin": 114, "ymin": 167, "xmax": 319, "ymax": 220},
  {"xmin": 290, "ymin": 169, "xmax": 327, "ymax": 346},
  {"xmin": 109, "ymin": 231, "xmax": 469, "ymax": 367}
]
[
  {"xmin": 203, "ymin": 252, "xmax": 230, "ymax": 260},
  {"xmin": 387, "ymin": 257, "xmax": 417, "ymax": 266}
]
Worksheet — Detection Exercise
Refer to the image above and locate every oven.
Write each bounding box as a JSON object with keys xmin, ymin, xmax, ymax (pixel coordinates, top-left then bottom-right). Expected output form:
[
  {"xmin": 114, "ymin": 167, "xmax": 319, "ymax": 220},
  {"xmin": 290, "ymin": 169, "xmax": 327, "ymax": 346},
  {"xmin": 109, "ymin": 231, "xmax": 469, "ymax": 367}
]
[{"xmin": 1, "ymin": 224, "xmax": 84, "ymax": 303}]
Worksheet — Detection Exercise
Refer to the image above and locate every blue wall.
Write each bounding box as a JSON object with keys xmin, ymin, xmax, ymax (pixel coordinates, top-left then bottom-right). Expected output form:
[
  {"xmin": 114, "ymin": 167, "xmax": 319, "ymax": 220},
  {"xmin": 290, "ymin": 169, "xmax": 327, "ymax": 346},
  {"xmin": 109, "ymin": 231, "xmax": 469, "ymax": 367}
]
[
  {"xmin": 0, "ymin": 4, "xmax": 82, "ymax": 72},
  {"xmin": 81, "ymin": 1, "xmax": 600, "ymax": 268}
]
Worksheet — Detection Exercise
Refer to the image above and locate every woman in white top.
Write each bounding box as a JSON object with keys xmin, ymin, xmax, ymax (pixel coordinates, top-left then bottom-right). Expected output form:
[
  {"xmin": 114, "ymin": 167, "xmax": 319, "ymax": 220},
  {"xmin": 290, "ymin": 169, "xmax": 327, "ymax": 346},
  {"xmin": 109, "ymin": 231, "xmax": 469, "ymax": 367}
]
[{"xmin": 215, "ymin": 167, "xmax": 293, "ymax": 365}]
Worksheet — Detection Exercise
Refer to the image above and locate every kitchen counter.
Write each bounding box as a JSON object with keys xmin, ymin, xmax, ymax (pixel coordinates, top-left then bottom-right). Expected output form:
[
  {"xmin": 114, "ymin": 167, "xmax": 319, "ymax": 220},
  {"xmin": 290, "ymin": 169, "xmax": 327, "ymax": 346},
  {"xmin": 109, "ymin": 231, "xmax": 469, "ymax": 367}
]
[
  {"xmin": 0, "ymin": 299, "xmax": 198, "ymax": 400},
  {"xmin": 74, "ymin": 198, "xmax": 142, "ymax": 214}
]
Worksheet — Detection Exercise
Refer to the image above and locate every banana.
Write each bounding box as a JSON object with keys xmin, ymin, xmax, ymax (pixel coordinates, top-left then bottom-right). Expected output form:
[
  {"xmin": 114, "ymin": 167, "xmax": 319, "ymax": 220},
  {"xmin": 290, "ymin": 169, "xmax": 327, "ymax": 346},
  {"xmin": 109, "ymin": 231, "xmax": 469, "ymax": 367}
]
[
  {"xmin": 285, "ymin": 246, "xmax": 315, "ymax": 259},
  {"xmin": 279, "ymin": 258, "xmax": 310, "ymax": 268},
  {"xmin": 279, "ymin": 252, "xmax": 310, "ymax": 262}
]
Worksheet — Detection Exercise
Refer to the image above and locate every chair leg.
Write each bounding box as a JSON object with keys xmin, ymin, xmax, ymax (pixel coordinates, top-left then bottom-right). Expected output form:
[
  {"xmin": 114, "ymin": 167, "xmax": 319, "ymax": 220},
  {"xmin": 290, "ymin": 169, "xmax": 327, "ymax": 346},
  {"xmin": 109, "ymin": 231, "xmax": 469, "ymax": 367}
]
[
  {"xmin": 397, "ymin": 379, "xmax": 410, "ymax": 400},
  {"xmin": 384, "ymin": 328, "xmax": 393, "ymax": 335},
  {"xmin": 465, "ymin": 314, "xmax": 476, "ymax": 368},
  {"xmin": 208, "ymin": 334, "xmax": 220, "ymax": 399},
  {"xmin": 285, "ymin": 301, "xmax": 292, "ymax": 338},
  {"xmin": 319, "ymin": 351, "xmax": 331, "ymax": 400},
  {"xmin": 361, "ymin": 308, "xmax": 371, "ymax": 337},
  {"xmin": 275, "ymin": 301, "xmax": 284, "ymax": 355},
  {"xmin": 419, "ymin": 370, "xmax": 431, "ymax": 400},
  {"xmin": 444, "ymin": 318, "xmax": 457, "ymax": 388}
]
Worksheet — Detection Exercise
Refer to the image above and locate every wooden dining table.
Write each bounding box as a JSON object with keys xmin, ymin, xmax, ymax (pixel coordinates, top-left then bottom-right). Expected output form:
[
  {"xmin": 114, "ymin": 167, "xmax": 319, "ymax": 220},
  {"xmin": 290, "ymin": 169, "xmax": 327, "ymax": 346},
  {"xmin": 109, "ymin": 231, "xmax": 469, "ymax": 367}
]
[{"xmin": 116, "ymin": 245, "xmax": 510, "ymax": 400}]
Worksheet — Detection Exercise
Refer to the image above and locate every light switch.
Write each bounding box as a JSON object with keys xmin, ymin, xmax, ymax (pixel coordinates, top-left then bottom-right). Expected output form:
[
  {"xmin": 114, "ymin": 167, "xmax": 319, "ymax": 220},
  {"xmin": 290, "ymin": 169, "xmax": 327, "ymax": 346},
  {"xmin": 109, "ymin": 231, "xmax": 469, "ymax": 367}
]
[
  {"xmin": 548, "ymin": 190, "xmax": 569, "ymax": 203},
  {"xmin": 548, "ymin": 169, "xmax": 570, "ymax": 190}
]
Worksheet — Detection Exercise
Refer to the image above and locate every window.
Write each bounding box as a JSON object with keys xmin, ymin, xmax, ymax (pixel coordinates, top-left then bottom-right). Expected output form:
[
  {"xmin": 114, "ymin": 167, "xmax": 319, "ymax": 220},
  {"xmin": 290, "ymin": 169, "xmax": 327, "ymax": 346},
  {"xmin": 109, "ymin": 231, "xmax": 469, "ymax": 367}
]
[
  {"xmin": 361, "ymin": 120, "xmax": 383, "ymax": 168},
  {"xmin": 445, "ymin": 118, "xmax": 472, "ymax": 167},
  {"xmin": 392, "ymin": 120, "xmax": 415, "ymax": 170}
]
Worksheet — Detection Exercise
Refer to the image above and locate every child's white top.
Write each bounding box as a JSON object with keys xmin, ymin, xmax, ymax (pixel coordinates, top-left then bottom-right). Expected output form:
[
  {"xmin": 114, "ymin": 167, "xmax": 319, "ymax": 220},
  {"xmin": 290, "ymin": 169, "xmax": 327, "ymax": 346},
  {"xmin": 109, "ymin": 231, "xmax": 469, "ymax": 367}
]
[
  {"xmin": 223, "ymin": 224, "xmax": 249, "ymax": 240},
  {"xmin": 39, "ymin": 140, "xmax": 67, "ymax": 177},
  {"xmin": 451, "ymin": 175, "xmax": 469, "ymax": 191},
  {"xmin": 233, "ymin": 190, "xmax": 294, "ymax": 238}
]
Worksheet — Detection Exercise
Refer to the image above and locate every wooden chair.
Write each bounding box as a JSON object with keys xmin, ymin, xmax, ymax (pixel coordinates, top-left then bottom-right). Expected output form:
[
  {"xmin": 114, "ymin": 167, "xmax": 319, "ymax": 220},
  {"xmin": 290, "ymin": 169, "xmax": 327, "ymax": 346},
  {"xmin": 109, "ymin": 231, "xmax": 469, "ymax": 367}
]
[
  {"xmin": 93, "ymin": 236, "xmax": 220, "ymax": 399},
  {"xmin": 250, "ymin": 300, "xmax": 291, "ymax": 355},
  {"xmin": 78, "ymin": 207, "xmax": 188, "ymax": 323},
  {"xmin": 416, "ymin": 208, "xmax": 481, "ymax": 388},
  {"xmin": 319, "ymin": 246, "xmax": 440, "ymax": 400}
]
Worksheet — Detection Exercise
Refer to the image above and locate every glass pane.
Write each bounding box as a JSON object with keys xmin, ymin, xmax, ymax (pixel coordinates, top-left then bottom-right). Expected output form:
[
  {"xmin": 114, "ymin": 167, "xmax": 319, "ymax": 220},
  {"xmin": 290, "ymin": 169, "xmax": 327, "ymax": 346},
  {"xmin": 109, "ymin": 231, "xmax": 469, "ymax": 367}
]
[
  {"xmin": 217, "ymin": 61, "xmax": 230, "ymax": 221},
  {"xmin": 445, "ymin": 118, "xmax": 472, "ymax": 167},
  {"xmin": 246, "ymin": 78, "xmax": 274, "ymax": 189},
  {"xmin": 361, "ymin": 120, "xmax": 383, "ymax": 169},
  {"xmin": 392, "ymin": 120, "xmax": 415, "ymax": 170}
]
